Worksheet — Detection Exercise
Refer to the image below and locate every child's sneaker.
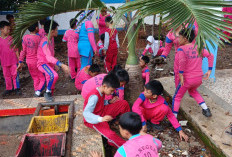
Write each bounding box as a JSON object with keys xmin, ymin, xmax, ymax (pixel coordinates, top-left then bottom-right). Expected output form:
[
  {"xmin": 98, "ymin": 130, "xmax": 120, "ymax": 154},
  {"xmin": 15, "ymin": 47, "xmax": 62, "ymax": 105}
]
[
  {"xmin": 2, "ymin": 90, "xmax": 12, "ymax": 96},
  {"xmin": 150, "ymin": 122, "xmax": 163, "ymax": 131},
  {"xmin": 15, "ymin": 89, "xmax": 22, "ymax": 96},
  {"xmin": 44, "ymin": 92, "xmax": 54, "ymax": 102},
  {"xmin": 202, "ymin": 108, "xmax": 212, "ymax": 117}
]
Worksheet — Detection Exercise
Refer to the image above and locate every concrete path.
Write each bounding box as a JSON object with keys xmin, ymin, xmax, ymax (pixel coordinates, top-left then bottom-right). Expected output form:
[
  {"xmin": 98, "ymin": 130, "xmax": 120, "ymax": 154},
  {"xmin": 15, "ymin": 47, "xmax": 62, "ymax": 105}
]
[
  {"xmin": 200, "ymin": 69, "xmax": 232, "ymax": 113},
  {"xmin": 0, "ymin": 95, "xmax": 103, "ymax": 157},
  {"xmin": 158, "ymin": 76, "xmax": 232, "ymax": 157}
]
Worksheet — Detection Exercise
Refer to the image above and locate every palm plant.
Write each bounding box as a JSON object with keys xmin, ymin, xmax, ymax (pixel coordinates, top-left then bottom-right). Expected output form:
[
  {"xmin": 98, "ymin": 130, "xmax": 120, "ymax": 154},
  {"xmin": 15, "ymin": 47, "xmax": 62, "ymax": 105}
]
[
  {"xmin": 11, "ymin": 0, "xmax": 232, "ymax": 105},
  {"xmin": 115, "ymin": 0, "xmax": 232, "ymax": 104}
]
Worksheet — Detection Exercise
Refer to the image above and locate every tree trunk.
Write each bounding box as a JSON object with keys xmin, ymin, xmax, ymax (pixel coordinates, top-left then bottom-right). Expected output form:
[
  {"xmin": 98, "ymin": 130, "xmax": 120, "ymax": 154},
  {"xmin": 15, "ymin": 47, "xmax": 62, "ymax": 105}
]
[{"xmin": 124, "ymin": 25, "xmax": 143, "ymax": 107}]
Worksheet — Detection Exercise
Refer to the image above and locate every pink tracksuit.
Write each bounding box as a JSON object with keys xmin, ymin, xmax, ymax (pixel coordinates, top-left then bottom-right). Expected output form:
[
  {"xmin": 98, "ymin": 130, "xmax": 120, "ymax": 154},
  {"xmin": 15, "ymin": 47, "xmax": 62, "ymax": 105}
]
[
  {"xmin": 97, "ymin": 40, "xmax": 104, "ymax": 56},
  {"xmin": 222, "ymin": 7, "xmax": 232, "ymax": 39},
  {"xmin": 62, "ymin": 29, "xmax": 81, "ymax": 79},
  {"xmin": 81, "ymin": 74, "xmax": 124, "ymax": 101},
  {"xmin": 97, "ymin": 14, "xmax": 111, "ymax": 36},
  {"xmin": 132, "ymin": 93, "xmax": 182, "ymax": 132},
  {"xmin": 142, "ymin": 66, "xmax": 150, "ymax": 84},
  {"xmin": 0, "ymin": 36, "xmax": 20, "ymax": 90},
  {"xmin": 37, "ymin": 36, "xmax": 60, "ymax": 93},
  {"xmin": 75, "ymin": 65, "xmax": 92, "ymax": 91},
  {"xmin": 172, "ymin": 44, "xmax": 214, "ymax": 115},
  {"xmin": 161, "ymin": 21, "xmax": 199, "ymax": 88},
  {"xmin": 19, "ymin": 34, "xmax": 45, "ymax": 92},
  {"xmin": 114, "ymin": 134, "xmax": 162, "ymax": 157},
  {"xmin": 38, "ymin": 28, "xmax": 46, "ymax": 39}
]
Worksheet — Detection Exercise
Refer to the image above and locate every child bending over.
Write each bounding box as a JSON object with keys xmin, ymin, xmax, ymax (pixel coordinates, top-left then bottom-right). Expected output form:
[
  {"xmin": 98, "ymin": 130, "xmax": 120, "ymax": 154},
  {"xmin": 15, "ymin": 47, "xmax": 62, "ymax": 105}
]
[
  {"xmin": 132, "ymin": 80, "xmax": 188, "ymax": 141},
  {"xmin": 83, "ymin": 73, "xmax": 130, "ymax": 148},
  {"xmin": 75, "ymin": 64, "xmax": 100, "ymax": 91},
  {"xmin": 90, "ymin": 112, "xmax": 162, "ymax": 157},
  {"xmin": 142, "ymin": 36, "xmax": 163, "ymax": 58},
  {"xmin": 140, "ymin": 56, "xmax": 150, "ymax": 85},
  {"xmin": 172, "ymin": 28, "xmax": 214, "ymax": 118}
]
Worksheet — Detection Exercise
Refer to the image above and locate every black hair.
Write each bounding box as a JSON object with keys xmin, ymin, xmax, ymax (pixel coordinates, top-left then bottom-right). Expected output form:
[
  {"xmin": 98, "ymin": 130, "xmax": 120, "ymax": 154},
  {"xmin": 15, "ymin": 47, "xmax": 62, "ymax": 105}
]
[
  {"xmin": 70, "ymin": 18, "xmax": 77, "ymax": 29},
  {"xmin": 110, "ymin": 65, "xmax": 122, "ymax": 74},
  {"xmin": 6, "ymin": 14, "xmax": 14, "ymax": 21},
  {"xmin": 100, "ymin": 33, "xmax": 105, "ymax": 41},
  {"xmin": 102, "ymin": 73, "xmax": 120, "ymax": 89},
  {"xmin": 89, "ymin": 64, "xmax": 100, "ymax": 73},
  {"xmin": 28, "ymin": 22, "xmax": 39, "ymax": 32},
  {"xmin": 119, "ymin": 112, "xmax": 142, "ymax": 135},
  {"xmin": 105, "ymin": 16, "xmax": 113, "ymax": 24},
  {"xmin": 0, "ymin": 21, "xmax": 10, "ymax": 29},
  {"xmin": 144, "ymin": 80, "xmax": 164, "ymax": 95},
  {"xmin": 141, "ymin": 56, "xmax": 150, "ymax": 64},
  {"xmin": 44, "ymin": 20, "xmax": 59, "ymax": 34},
  {"xmin": 179, "ymin": 28, "xmax": 195, "ymax": 43},
  {"xmin": 40, "ymin": 19, "xmax": 47, "ymax": 25},
  {"xmin": 115, "ymin": 69, "xmax": 129, "ymax": 84}
]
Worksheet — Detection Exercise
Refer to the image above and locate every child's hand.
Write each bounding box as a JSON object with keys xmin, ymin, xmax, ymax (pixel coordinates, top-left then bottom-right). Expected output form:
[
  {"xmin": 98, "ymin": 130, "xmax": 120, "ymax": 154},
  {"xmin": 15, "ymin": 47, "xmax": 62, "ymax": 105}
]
[
  {"xmin": 102, "ymin": 115, "xmax": 113, "ymax": 122},
  {"xmin": 109, "ymin": 96, "xmax": 119, "ymax": 104},
  {"xmin": 140, "ymin": 125, "xmax": 147, "ymax": 135},
  {"xmin": 61, "ymin": 64, "xmax": 70, "ymax": 77},
  {"xmin": 17, "ymin": 63, "xmax": 24, "ymax": 71},
  {"xmin": 203, "ymin": 70, "xmax": 212, "ymax": 80},
  {"xmin": 89, "ymin": 151, "xmax": 102, "ymax": 157},
  {"xmin": 179, "ymin": 130, "xmax": 189, "ymax": 142},
  {"xmin": 179, "ymin": 73, "xmax": 184, "ymax": 86}
]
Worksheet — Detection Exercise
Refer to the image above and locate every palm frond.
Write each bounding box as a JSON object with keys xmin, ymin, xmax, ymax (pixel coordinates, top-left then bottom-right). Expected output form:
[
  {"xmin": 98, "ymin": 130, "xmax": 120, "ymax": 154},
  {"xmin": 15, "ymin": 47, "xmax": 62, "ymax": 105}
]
[
  {"xmin": 115, "ymin": 0, "xmax": 232, "ymax": 53},
  {"xmin": 12, "ymin": 0, "xmax": 105, "ymax": 49}
]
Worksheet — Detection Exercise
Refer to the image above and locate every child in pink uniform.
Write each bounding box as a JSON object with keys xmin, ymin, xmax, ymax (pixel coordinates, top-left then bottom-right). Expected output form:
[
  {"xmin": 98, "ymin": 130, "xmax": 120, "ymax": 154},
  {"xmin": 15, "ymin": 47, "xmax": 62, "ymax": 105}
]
[
  {"xmin": 90, "ymin": 112, "xmax": 162, "ymax": 157},
  {"xmin": 38, "ymin": 19, "xmax": 47, "ymax": 38},
  {"xmin": 97, "ymin": 33, "xmax": 105, "ymax": 60},
  {"xmin": 62, "ymin": 18, "xmax": 81, "ymax": 80},
  {"xmin": 0, "ymin": 21, "xmax": 21, "ymax": 96},
  {"xmin": 222, "ymin": 6, "xmax": 232, "ymax": 41},
  {"xmin": 37, "ymin": 20, "xmax": 69, "ymax": 102},
  {"xmin": 82, "ymin": 66, "xmax": 129, "ymax": 101},
  {"xmin": 132, "ymin": 80, "xmax": 188, "ymax": 141},
  {"xmin": 83, "ymin": 73, "xmax": 130, "ymax": 148},
  {"xmin": 140, "ymin": 56, "xmax": 150, "ymax": 85},
  {"xmin": 97, "ymin": 7, "xmax": 111, "ymax": 36},
  {"xmin": 172, "ymin": 28, "xmax": 214, "ymax": 118},
  {"xmin": 75, "ymin": 64, "xmax": 100, "ymax": 91},
  {"xmin": 17, "ymin": 22, "xmax": 45, "ymax": 97}
]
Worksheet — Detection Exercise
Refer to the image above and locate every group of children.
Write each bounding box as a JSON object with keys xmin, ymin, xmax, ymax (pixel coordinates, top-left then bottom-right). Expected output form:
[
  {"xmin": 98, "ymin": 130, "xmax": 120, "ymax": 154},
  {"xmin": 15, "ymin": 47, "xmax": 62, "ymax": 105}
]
[{"xmin": 0, "ymin": 11, "xmax": 215, "ymax": 156}]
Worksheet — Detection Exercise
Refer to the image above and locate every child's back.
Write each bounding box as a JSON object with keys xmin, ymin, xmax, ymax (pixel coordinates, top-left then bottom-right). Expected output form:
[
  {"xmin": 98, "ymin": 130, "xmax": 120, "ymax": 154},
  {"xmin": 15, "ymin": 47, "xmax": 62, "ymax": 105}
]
[
  {"xmin": 115, "ymin": 134, "xmax": 161, "ymax": 157},
  {"xmin": 62, "ymin": 29, "xmax": 79, "ymax": 58},
  {"xmin": 177, "ymin": 44, "xmax": 214, "ymax": 79},
  {"xmin": 20, "ymin": 34, "xmax": 40, "ymax": 63}
]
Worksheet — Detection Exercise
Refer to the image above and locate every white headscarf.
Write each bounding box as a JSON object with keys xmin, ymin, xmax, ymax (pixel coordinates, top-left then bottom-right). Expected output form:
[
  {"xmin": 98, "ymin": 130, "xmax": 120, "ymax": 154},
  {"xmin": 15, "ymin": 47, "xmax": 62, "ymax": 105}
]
[{"xmin": 146, "ymin": 36, "xmax": 160, "ymax": 56}]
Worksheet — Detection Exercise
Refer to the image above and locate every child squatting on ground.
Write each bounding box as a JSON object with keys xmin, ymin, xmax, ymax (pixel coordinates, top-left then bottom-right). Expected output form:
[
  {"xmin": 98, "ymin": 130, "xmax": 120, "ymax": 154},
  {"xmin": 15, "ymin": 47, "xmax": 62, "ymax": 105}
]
[
  {"xmin": 0, "ymin": 21, "xmax": 21, "ymax": 96},
  {"xmin": 62, "ymin": 18, "xmax": 81, "ymax": 80},
  {"xmin": 172, "ymin": 28, "xmax": 214, "ymax": 118},
  {"xmin": 90, "ymin": 112, "xmax": 162, "ymax": 157},
  {"xmin": 83, "ymin": 73, "xmax": 130, "ymax": 148},
  {"xmin": 132, "ymin": 80, "xmax": 189, "ymax": 142},
  {"xmin": 103, "ymin": 16, "xmax": 119, "ymax": 73},
  {"xmin": 81, "ymin": 65, "xmax": 129, "ymax": 101},
  {"xmin": 75, "ymin": 64, "xmax": 100, "ymax": 91},
  {"xmin": 37, "ymin": 20, "xmax": 70, "ymax": 102},
  {"xmin": 140, "ymin": 56, "xmax": 150, "ymax": 85},
  {"xmin": 17, "ymin": 22, "xmax": 46, "ymax": 97}
]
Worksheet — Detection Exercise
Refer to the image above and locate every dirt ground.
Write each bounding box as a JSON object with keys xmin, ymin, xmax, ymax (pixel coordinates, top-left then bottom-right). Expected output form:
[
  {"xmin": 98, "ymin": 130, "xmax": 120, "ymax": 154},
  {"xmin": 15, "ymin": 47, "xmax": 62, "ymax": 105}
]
[{"xmin": 0, "ymin": 25, "xmax": 231, "ymax": 99}]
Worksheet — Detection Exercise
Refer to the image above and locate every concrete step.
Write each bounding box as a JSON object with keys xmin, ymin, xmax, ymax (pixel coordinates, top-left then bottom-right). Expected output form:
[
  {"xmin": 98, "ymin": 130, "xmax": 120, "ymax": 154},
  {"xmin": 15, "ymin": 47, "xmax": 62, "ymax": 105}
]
[{"xmin": 158, "ymin": 77, "xmax": 232, "ymax": 157}]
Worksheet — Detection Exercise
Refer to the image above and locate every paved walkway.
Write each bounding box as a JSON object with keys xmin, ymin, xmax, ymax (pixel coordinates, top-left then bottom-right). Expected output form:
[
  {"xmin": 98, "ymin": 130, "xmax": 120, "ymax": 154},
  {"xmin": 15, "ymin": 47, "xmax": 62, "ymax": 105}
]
[
  {"xmin": 0, "ymin": 95, "xmax": 103, "ymax": 157},
  {"xmin": 158, "ymin": 76, "xmax": 232, "ymax": 157},
  {"xmin": 200, "ymin": 69, "xmax": 232, "ymax": 113}
]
